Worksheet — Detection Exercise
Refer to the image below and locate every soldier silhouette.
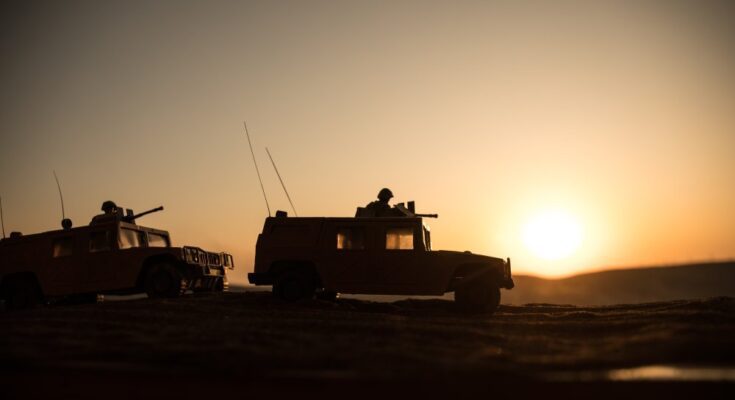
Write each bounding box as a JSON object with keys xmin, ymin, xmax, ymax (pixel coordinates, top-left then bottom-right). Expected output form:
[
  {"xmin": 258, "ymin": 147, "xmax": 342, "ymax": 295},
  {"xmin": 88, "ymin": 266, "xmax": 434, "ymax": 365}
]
[
  {"xmin": 90, "ymin": 200, "xmax": 123, "ymax": 224},
  {"xmin": 357, "ymin": 188, "xmax": 402, "ymax": 217}
]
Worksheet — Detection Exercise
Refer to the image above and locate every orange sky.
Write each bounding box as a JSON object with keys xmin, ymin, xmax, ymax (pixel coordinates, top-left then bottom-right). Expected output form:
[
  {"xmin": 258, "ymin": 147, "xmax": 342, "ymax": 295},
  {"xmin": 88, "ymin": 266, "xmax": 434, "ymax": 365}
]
[{"xmin": 1, "ymin": 1, "xmax": 734, "ymax": 285}]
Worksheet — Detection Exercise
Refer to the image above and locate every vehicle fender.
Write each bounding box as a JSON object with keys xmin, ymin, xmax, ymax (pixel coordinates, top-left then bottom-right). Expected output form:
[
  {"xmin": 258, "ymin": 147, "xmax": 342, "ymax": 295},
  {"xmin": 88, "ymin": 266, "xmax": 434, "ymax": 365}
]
[
  {"xmin": 450, "ymin": 263, "xmax": 503, "ymax": 290},
  {"xmin": 136, "ymin": 254, "xmax": 183, "ymax": 288}
]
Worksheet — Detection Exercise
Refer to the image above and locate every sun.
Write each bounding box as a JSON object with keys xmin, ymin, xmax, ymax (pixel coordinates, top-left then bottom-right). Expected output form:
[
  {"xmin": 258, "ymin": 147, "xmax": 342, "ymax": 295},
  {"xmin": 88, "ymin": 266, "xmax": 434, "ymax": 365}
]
[{"xmin": 522, "ymin": 210, "xmax": 583, "ymax": 260}]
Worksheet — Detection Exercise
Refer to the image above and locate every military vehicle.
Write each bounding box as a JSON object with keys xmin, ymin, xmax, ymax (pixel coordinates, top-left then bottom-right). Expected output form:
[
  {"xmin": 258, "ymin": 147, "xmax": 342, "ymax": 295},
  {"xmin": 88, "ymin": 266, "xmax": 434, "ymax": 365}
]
[
  {"xmin": 0, "ymin": 204, "xmax": 234, "ymax": 310},
  {"xmin": 248, "ymin": 202, "xmax": 514, "ymax": 312}
]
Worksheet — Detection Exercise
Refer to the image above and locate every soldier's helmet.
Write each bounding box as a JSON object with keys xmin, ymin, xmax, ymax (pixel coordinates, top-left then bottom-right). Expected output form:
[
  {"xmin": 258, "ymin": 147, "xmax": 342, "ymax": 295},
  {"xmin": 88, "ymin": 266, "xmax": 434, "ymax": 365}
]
[
  {"xmin": 377, "ymin": 188, "xmax": 394, "ymax": 202},
  {"xmin": 101, "ymin": 200, "xmax": 118, "ymax": 212}
]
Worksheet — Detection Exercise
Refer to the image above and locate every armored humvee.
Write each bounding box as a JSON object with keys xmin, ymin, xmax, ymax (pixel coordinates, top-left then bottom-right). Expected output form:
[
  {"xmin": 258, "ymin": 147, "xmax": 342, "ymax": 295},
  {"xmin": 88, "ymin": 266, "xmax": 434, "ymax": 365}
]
[
  {"xmin": 0, "ymin": 205, "xmax": 234, "ymax": 310},
  {"xmin": 248, "ymin": 207, "xmax": 514, "ymax": 312}
]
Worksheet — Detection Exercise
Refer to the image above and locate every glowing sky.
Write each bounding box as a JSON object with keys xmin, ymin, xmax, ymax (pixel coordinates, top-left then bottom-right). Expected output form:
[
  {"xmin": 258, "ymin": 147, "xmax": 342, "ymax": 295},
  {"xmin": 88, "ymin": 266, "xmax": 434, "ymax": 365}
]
[{"xmin": 1, "ymin": 0, "xmax": 734, "ymax": 284}]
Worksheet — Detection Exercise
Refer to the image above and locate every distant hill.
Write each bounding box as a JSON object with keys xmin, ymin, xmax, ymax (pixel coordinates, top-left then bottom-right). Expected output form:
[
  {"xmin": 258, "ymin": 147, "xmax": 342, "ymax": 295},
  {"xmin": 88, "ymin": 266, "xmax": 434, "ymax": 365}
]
[{"xmin": 503, "ymin": 261, "xmax": 735, "ymax": 305}]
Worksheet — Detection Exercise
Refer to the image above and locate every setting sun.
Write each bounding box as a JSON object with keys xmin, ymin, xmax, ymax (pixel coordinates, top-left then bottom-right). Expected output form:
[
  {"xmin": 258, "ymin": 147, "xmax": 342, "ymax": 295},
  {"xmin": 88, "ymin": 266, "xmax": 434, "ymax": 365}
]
[{"xmin": 522, "ymin": 210, "xmax": 583, "ymax": 261}]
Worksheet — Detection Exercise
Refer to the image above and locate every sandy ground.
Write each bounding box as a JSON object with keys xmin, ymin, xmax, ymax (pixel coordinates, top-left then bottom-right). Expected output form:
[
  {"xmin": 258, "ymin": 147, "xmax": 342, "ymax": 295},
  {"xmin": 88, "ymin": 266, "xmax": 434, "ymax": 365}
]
[{"xmin": 2, "ymin": 292, "xmax": 734, "ymax": 398}]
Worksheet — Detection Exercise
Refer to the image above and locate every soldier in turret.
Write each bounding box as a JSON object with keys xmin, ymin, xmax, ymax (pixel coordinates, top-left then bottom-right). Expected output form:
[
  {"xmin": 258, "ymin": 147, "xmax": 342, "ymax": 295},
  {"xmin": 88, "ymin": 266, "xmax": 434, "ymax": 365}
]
[
  {"xmin": 90, "ymin": 200, "xmax": 123, "ymax": 224},
  {"xmin": 356, "ymin": 188, "xmax": 403, "ymax": 217}
]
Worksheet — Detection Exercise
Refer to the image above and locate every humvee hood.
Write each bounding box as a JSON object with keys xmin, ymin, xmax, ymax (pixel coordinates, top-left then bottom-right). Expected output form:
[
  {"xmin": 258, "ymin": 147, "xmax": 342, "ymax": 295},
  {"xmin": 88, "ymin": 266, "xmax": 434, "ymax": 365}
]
[{"xmin": 432, "ymin": 250, "xmax": 505, "ymax": 265}]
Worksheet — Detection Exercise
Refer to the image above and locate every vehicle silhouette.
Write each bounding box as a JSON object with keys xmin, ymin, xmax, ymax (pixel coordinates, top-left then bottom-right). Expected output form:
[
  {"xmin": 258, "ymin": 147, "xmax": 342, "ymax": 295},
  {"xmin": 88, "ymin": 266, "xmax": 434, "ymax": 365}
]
[
  {"xmin": 0, "ymin": 205, "xmax": 234, "ymax": 310},
  {"xmin": 249, "ymin": 206, "xmax": 513, "ymax": 312}
]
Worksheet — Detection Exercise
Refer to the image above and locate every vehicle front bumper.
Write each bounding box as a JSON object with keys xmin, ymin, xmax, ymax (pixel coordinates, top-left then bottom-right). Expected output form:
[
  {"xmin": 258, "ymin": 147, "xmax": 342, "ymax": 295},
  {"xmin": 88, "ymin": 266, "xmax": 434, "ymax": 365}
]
[
  {"xmin": 501, "ymin": 257, "xmax": 514, "ymax": 289},
  {"xmin": 248, "ymin": 272, "xmax": 272, "ymax": 285}
]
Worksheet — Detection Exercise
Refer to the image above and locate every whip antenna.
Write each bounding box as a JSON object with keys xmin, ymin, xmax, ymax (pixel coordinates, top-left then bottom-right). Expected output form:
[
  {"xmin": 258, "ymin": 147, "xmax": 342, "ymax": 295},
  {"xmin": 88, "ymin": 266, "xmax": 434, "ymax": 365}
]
[
  {"xmin": 0, "ymin": 196, "xmax": 5, "ymax": 239},
  {"xmin": 266, "ymin": 147, "xmax": 298, "ymax": 217},
  {"xmin": 243, "ymin": 121, "xmax": 271, "ymax": 217},
  {"xmin": 53, "ymin": 170, "xmax": 66, "ymax": 220}
]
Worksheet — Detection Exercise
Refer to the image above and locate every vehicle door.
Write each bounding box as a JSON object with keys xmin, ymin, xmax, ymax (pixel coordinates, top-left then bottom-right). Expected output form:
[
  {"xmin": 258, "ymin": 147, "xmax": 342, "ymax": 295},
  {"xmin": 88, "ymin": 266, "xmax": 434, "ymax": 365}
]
[
  {"xmin": 116, "ymin": 227, "xmax": 149, "ymax": 286},
  {"xmin": 85, "ymin": 228, "xmax": 120, "ymax": 289},
  {"xmin": 47, "ymin": 233, "xmax": 89, "ymax": 294},
  {"xmin": 322, "ymin": 222, "xmax": 371, "ymax": 292},
  {"xmin": 370, "ymin": 222, "xmax": 435, "ymax": 294}
]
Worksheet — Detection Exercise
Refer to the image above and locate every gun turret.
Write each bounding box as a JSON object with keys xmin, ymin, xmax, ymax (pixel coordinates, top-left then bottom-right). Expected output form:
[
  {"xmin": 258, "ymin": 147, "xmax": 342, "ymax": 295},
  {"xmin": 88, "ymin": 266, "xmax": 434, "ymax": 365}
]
[
  {"xmin": 394, "ymin": 203, "xmax": 438, "ymax": 218},
  {"xmin": 123, "ymin": 206, "xmax": 164, "ymax": 223}
]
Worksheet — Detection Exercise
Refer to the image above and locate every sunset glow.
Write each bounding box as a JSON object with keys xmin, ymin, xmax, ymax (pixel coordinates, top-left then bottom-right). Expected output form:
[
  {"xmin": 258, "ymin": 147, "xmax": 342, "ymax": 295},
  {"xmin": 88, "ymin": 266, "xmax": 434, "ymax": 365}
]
[
  {"xmin": 522, "ymin": 211, "xmax": 583, "ymax": 261},
  {"xmin": 1, "ymin": 1, "xmax": 734, "ymax": 284}
]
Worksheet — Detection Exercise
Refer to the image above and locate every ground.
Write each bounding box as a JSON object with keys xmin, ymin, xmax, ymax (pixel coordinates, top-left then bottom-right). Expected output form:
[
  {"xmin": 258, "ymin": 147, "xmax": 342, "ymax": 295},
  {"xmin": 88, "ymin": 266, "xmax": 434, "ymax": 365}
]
[{"xmin": 2, "ymin": 291, "xmax": 734, "ymax": 398}]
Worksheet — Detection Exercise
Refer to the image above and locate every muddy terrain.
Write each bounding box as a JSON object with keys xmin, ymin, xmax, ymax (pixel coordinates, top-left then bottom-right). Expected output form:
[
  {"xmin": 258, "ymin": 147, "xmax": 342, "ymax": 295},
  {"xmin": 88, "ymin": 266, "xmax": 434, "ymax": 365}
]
[{"xmin": 2, "ymin": 292, "xmax": 734, "ymax": 398}]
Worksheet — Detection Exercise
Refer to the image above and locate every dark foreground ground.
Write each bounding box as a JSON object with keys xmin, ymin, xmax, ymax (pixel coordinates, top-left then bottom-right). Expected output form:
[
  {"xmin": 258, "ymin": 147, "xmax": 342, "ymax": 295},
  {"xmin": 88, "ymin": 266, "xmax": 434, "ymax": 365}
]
[{"xmin": 2, "ymin": 292, "xmax": 735, "ymax": 399}]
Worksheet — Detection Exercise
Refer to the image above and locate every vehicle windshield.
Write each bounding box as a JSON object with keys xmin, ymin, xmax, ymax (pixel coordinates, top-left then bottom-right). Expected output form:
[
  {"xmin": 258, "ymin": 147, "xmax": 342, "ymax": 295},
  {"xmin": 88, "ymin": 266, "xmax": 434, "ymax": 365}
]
[
  {"xmin": 147, "ymin": 232, "xmax": 170, "ymax": 247},
  {"xmin": 119, "ymin": 227, "xmax": 169, "ymax": 248},
  {"xmin": 119, "ymin": 228, "xmax": 144, "ymax": 249}
]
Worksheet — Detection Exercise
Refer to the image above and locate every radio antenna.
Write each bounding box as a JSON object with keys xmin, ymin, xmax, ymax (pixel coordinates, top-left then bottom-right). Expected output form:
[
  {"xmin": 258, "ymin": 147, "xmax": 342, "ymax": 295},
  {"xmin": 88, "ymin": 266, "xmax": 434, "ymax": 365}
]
[
  {"xmin": 53, "ymin": 170, "xmax": 66, "ymax": 220},
  {"xmin": 243, "ymin": 121, "xmax": 271, "ymax": 217},
  {"xmin": 0, "ymin": 195, "xmax": 6, "ymax": 239},
  {"xmin": 266, "ymin": 147, "xmax": 298, "ymax": 217}
]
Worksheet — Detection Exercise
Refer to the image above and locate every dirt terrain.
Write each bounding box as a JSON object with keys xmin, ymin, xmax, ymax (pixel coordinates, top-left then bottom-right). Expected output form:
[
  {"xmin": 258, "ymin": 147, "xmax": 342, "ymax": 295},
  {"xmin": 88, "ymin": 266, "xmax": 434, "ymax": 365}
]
[{"xmin": 2, "ymin": 291, "xmax": 734, "ymax": 398}]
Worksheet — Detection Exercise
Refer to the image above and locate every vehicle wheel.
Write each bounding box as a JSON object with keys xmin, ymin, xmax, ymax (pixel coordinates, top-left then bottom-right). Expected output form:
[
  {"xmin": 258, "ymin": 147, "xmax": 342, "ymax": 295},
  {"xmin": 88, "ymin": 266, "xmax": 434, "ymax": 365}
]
[
  {"xmin": 273, "ymin": 271, "xmax": 315, "ymax": 301},
  {"xmin": 144, "ymin": 263, "xmax": 184, "ymax": 298},
  {"xmin": 315, "ymin": 290, "xmax": 338, "ymax": 301},
  {"xmin": 455, "ymin": 276, "xmax": 500, "ymax": 313},
  {"xmin": 1, "ymin": 276, "xmax": 43, "ymax": 310}
]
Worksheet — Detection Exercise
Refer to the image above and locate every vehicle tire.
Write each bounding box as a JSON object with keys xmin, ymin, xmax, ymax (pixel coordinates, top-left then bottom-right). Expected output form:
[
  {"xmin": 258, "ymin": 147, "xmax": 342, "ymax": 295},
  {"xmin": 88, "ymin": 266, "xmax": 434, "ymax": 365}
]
[
  {"xmin": 1, "ymin": 276, "xmax": 43, "ymax": 310},
  {"xmin": 144, "ymin": 263, "xmax": 184, "ymax": 298},
  {"xmin": 455, "ymin": 276, "xmax": 501, "ymax": 313},
  {"xmin": 315, "ymin": 290, "xmax": 338, "ymax": 301},
  {"xmin": 273, "ymin": 271, "xmax": 315, "ymax": 301}
]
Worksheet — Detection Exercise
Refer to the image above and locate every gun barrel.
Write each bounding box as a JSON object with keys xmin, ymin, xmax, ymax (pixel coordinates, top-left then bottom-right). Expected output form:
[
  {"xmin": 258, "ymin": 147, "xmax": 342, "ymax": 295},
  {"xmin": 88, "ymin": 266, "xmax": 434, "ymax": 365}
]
[
  {"xmin": 415, "ymin": 213, "xmax": 438, "ymax": 218},
  {"xmin": 127, "ymin": 206, "xmax": 164, "ymax": 222}
]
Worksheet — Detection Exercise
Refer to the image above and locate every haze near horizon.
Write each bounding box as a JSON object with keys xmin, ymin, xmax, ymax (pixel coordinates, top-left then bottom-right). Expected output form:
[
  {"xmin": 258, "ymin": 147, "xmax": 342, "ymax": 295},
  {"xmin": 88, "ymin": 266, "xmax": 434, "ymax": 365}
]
[{"xmin": 1, "ymin": 0, "xmax": 734, "ymax": 285}]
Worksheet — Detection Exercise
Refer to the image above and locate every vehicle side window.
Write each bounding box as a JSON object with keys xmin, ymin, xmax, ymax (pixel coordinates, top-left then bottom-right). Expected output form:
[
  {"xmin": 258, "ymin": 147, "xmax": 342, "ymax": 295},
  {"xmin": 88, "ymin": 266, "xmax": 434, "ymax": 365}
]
[
  {"xmin": 119, "ymin": 228, "xmax": 144, "ymax": 249},
  {"xmin": 52, "ymin": 237, "xmax": 74, "ymax": 257},
  {"xmin": 386, "ymin": 227, "xmax": 414, "ymax": 250},
  {"xmin": 336, "ymin": 227, "xmax": 365, "ymax": 250},
  {"xmin": 147, "ymin": 233, "xmax": 169, "ymax": 248},
  {"xmin": 89, "ymin": 231, "xmax": 113, "ymax": 252}
]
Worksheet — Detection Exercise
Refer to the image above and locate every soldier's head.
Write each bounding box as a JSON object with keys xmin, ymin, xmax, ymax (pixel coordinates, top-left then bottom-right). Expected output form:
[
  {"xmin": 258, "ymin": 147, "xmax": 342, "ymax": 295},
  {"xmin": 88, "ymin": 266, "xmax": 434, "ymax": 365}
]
[
  {"xmin": 377, "ymin": 188, "xmax": 393, "ymax": 202},
  {"xmin": 101, "ymin": 200, "xmax": 118, "ymax": 213}
]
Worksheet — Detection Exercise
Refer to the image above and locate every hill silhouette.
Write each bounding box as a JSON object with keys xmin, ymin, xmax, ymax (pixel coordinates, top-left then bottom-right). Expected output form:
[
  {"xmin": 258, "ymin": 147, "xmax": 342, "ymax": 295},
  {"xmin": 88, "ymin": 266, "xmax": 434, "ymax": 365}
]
[{"xmin": 503, "ymin": 261, "xmax": 735, "ymax": 305}]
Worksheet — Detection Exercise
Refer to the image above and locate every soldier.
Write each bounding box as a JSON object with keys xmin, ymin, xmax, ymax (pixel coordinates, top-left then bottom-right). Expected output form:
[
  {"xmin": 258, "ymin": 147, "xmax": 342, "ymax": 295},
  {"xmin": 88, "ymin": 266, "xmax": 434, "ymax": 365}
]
[
  {"xmin": 362, "ymin": 188, "xmax": 400, "ymax": 217},
  {"xmin": 90, "ymin": 200, "xmax": 123, "ymax": 224}
]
